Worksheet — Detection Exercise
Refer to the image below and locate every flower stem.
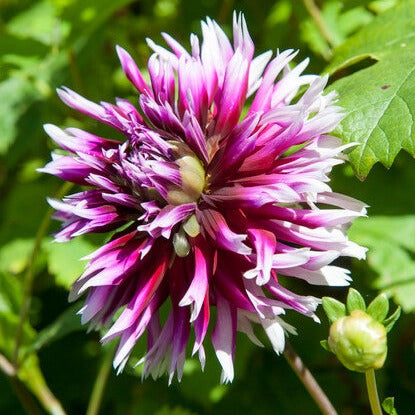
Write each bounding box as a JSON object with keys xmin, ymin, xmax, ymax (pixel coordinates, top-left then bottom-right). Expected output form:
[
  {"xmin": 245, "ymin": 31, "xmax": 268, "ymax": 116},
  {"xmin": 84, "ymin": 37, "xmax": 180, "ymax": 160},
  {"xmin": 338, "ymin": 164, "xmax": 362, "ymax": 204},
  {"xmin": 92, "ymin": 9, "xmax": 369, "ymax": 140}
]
[
  {"xmin": 365, "ymin": 369, "xmax": 383, "ymax": 415},
  {"xmin": 10, "ymin": 377, "xmax": 44, "ymax": 415},
  {"xmin": 86, "ymin": 345, "xmax": 115, "ymax": 415},
  {"xmin": 13, "ymin": 182, "xmax": 73, "ymax": 366},
  {"xmin": 0, "ymin": 353, "xmax": 48, "ymax": 415},
  {"xmin": 302, "ymin": 0, "xmax": 334, "ymax": 51},
  {"xmin": 284, "ymin": 341, "xmax": 338, "ymax": 415}
]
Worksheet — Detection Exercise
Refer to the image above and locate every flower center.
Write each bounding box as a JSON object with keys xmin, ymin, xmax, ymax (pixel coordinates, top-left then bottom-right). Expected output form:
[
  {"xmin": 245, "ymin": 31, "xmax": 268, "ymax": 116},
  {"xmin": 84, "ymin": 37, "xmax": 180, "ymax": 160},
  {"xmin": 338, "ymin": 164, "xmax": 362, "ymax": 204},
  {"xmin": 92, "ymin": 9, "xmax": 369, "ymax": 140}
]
[{"xmin": 166, "ymin": 142, "xmax": 206, "ymax": 206}]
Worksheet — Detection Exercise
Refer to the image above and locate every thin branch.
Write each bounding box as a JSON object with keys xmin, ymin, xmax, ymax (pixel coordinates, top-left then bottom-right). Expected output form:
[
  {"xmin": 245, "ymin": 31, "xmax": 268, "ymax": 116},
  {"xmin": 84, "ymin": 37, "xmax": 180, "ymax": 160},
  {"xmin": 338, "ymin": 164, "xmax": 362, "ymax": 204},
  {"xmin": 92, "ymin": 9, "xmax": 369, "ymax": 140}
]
[
  {"xmin": 0, "ymin": 353, "xmax": 16, "ymax": 377},
  {"xmin": 284, "ymin": 341, "xmax": 338, "ymax": 415},
  {"xmin": 30, "ymin": 377, "xmax": 68, "ymax": 415},
  {"xmin": 0, "ymin": 353, "xmax": 42, "ymax": 415},
  {"xmin": 303, "ymin": 0, "xmax": 335, "ymax": 52},
  {"xmin": 13, "ymin": 182, "xmax": 73, "ymax": 366},
  {"xmin": 10, "ymin": 378, "xmax": 44, "ymax": 415},
  {"xmin": 86, "ymin": 345, "xmax": 115, "ymax": 415}
]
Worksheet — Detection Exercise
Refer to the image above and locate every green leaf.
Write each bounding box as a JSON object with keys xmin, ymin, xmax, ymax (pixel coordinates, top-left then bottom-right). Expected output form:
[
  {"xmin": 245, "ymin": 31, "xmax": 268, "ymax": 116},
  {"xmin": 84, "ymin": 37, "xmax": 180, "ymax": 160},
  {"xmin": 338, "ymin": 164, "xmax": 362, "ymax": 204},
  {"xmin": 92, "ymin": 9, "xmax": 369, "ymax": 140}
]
[
  {"xmin": 346, "ymin": 288, "xmax": 366, "ymax": 313},
  {"xmin": 45, "ymin": 237, "xmax": 96, "ymax": 290},
  {"xmin": 0, "ymin": 180, "xmax": 56, "ymax": 245},
  {"xmin": 327, "ymin": 0, "xmax": 415, "ymax": 178},
  {"xmin": 0, "ymin": 313, "xmax": 36, "ymax": 358},
  {"xmin": 322, "ymin": 297, "xmax": 346, "ymax": 323},
  {"xmin": 154, "ymin": 406, "xmax": 197, "ymax": 415},
  {"xmin": 6, "ymin": 0, "xmax": 69, "ymax": 46},
  {"xmin": 382, "ymin": 397, "xmax": 398, "ymax": 415},
  {"xmin": 0, "ymin": 77, "xmax": 41, "ymax": 154},
  {"xmin": 300, "ymin": 1, "xmax": 372, "ymax": 60},
  {"xmin": 348, "ymin": 216, "xmax": 415, "ymax": 312},
  {"xmin": 320, "ymin": 339, "xmax": 332, "ymax": 352},
  {"xmin": 28, "ymin": 302, "xmax": 84, "ymax": 354},
  {"xmin": 367, "ymin": 293, "xmax": 389, "ymax": 322},
  {"xmin": 0, "ymin": 239, "xmax": 34, "ymax": 275},
  {"xmin": 0, "ymin": 272, "xmax": 23, "ymax": 315},
  {"xmin": 383, "ymin": 306, "xmax": 401, "ymax": 332}
]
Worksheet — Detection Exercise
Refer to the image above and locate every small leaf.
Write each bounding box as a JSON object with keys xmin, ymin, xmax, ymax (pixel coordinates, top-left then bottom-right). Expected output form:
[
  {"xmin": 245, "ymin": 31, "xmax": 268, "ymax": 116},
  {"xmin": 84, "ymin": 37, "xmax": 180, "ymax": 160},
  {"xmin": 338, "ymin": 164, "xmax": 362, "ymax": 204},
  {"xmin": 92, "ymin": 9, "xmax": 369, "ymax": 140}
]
[
  {"xmin": 382, "ymin": 397, "xmax": 398, "ymax": 415},
  {"xmin": 320, "ymin": 339, "xmax": 332, "ymax": 352},
  {"xmin": 383, "ymin": 306, "xmax": 401, "ymax": 333},
  {"xmin": 367, "ymin": 293, "xmax": 389, "ymax": 322},
  {"xmin": 346, "ymin": 288, "xmax": 366, "ymax": 313},
  {"xmin": 322, "ymin": 297, "xmax": 346, "ymax": 323}
]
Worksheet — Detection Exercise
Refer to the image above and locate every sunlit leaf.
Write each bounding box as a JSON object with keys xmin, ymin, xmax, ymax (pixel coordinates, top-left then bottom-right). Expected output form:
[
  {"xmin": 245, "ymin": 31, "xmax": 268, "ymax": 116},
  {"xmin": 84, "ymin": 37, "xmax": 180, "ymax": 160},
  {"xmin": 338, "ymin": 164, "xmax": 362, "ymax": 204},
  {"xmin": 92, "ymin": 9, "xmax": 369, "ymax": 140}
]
[
  {"xmin": 346, "ymin": 288, "xmax": 366, "ymax": 313},
  {"xmin": 328, "ymin": 0, "xmax": 415, "ymax": 178},
  {"xmin": 366, "ymin": 293, "xmax": 389, "ymax": 322},
  {"xmin": 349, "ymin": 216, "xmax": 415, "ymax": 312},
  {"xmin": 45, "ymin": 237, "xmax": 96, "ymax": 289},
  {"xmin": 322, "ymin": 297, "xmax": 346, "ymax": 323}
]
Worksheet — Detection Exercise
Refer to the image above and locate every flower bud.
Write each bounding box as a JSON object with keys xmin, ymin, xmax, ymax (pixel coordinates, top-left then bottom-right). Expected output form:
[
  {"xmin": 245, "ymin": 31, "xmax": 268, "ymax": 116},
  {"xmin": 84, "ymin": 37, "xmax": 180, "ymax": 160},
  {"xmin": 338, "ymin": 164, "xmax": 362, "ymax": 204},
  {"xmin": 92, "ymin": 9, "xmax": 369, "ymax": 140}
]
[
  {"xmin": 328, "ymin": 310, "xmax": 387, "ymax": 372},
  {"xmin": 166, "ymin": 141, "xmax": 206, "ymax": 206}
]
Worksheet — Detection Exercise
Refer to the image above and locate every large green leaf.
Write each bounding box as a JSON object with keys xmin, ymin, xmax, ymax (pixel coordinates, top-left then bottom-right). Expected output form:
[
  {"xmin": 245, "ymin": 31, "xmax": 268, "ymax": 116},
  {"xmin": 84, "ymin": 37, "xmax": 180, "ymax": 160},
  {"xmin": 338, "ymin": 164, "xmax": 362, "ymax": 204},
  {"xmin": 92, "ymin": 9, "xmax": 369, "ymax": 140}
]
[
  {"xmin": 349, "ymin": 216, "xmax": 415, "ymax": 312},
  {"xmin": 45, "ymin": 237, "xmax": 96, "ymax": 290},
  {"xmin": 327, "ymin": 0, "xmax": 415, "ymax": 178},
  {"xmin": 0, "ymin": 239, "xmax": 35, "ymax": 276},
  {"xmin": 0, "ymin": 77, "xmax": 41, "ymax": 155},
  {"xmin": 7, "ymin": 0, "xmax": 70, "ymax": 46}
]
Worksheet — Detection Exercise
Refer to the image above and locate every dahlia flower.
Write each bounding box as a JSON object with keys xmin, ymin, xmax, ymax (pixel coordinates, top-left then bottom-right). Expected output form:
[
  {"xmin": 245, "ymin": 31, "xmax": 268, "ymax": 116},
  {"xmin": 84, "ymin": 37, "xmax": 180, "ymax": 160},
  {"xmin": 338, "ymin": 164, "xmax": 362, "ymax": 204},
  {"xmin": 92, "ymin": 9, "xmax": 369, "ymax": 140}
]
[{"xmin": 41, "ymin": 13, "xmax": 366, "ymax": 383}]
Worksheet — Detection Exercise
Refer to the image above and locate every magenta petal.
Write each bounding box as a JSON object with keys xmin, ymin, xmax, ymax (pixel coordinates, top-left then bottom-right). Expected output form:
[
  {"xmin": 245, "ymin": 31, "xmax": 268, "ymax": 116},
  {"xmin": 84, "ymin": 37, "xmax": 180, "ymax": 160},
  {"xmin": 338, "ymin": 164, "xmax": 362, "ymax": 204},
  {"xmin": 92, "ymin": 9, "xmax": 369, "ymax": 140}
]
[
  {"xmin": 199, "ymin": 209, "xmax": 251, "ymax": 255},
  {"xmin": 244, "ymin": 228, "xmax": 276, "ymax": 285},
  {"xmin": 179, "ymin": 237, "xmax": 210, "ymax": 321},
  {"xmin": 139, "ymin": 203, "xmax": 196, "ymax": 238},
  {"xmin": 116, "ymin": 45, "xmax": 152, "ymax": 95},
  {"xmin": 38, "ymin": 154, "xmax": 92, "ymax": 185},
  {"xmin": 102, "ymin": 252, "xmax": 169, "ymax": 342},
  {"xmin": 212, "ymin": 49, "xmax": 249, "ymax": 139}
]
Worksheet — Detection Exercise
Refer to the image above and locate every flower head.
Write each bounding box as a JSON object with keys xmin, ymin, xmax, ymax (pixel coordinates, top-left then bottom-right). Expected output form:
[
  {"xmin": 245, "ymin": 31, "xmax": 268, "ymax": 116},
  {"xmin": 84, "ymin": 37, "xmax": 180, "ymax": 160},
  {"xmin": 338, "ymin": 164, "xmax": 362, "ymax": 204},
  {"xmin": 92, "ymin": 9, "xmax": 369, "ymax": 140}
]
[{"xmin": 41, "ymin": 13, "xmax": 366, "ymax": 383}]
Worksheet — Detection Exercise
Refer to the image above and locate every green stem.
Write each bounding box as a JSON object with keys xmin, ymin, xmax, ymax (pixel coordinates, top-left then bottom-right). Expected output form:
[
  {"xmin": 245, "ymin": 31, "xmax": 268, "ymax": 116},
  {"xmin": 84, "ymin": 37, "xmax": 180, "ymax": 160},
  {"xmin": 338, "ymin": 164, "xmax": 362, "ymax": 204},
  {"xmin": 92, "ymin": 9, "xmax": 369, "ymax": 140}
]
[
  {"xmin": 10, "ymin": 377, "xmax": 44, "ymax": 415},
  {"xmin": 302, "ymin": 0, "xmax": 334, "ymax": 53},
  {"xmin": 284, "ymin": 341, "xmax": 338, "ymax": 415},
  {"xmin": 86, "ymin": 345, "xmax": 115, "ymax": 415},
  {"xmin": 0, "ymin": 353, "xmax": 44, "ymax": 415},
  {"xmin": 365, "ymin": 369, "xmax": 383, "ymax": 415},
  {"xmin": 13, "ymin": 182, "xmax": 73, "ymax": 366}
]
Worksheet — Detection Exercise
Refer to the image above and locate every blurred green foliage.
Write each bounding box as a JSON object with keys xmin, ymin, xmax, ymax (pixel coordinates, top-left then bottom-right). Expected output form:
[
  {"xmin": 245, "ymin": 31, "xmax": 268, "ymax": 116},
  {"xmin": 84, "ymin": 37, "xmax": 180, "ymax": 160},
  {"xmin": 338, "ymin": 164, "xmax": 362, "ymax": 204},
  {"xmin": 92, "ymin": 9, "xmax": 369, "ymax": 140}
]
[{"xmin": 1, "ymin": 0, "xmax": 415, "ymax": 414}]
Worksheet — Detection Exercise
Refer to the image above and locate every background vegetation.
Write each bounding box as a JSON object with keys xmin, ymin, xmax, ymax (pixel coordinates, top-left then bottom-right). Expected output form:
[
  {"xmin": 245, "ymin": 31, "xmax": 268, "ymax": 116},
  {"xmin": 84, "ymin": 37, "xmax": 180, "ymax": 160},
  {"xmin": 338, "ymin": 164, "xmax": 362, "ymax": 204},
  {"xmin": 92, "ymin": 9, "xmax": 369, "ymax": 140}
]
[{"xmin": 1, "ymin": 0, "xmax": 415, "ymax": 414}]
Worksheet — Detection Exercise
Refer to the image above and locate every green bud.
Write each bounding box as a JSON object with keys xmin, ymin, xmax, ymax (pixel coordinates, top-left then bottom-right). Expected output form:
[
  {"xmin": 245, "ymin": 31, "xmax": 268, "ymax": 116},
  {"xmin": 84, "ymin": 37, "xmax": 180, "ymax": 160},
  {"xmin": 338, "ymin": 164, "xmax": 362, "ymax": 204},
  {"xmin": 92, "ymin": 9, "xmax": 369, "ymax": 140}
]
[
  {"xmin": 173, "ymin": 229, "xmax": 191, "ymax": 257},
  {"xmin": 166, "ymin": 141, "xmax": 206, "ymax": 206},
  {"xmin": 328, "ymin": 310, "xmax": 387, "ymax": 372},
  {"xmin": 183, "ymin": 214, "xmax": 200, "ymax": 237}
]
